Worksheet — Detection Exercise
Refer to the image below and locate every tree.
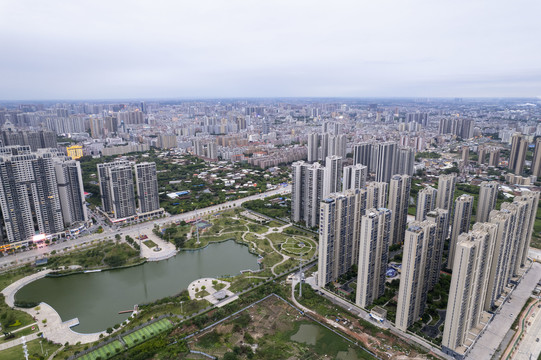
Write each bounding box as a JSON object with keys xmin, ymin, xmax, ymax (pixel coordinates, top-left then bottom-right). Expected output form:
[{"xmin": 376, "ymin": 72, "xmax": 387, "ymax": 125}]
[{"xmin": 223, "ymin": 352, "xmax": 239, "ymax": 360}]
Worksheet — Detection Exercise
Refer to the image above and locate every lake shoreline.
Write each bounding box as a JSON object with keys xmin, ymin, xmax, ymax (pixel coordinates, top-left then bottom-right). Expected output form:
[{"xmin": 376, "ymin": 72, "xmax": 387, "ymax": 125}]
[{"xmin": 12, "ymin": 240, "xmax": 260, "ymax": 333}]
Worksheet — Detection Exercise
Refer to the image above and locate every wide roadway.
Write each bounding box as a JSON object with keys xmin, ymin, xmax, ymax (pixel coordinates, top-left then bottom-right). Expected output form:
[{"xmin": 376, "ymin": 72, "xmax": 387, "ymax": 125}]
[{"xmin": 0, "ymin": 185, "xmax": 291, "ymax": 269}]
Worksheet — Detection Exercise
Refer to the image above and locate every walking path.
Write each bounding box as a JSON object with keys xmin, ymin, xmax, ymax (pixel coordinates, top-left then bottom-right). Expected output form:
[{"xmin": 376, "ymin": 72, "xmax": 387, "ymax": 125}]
[
  {"xmin": 0, "ymin": 322, "xmax": 38, "ymax": 338},
  {"xmin": 1, "ymin": 269, "xmax": 53, "ymax": 307},
  {"xmin": 24, "ymin": 302, "xmax": 105, "ymax": 345},
  {"xmin": 139, "ymin": 231, "xmax": 177, "ymax": 261},
  {"xmin": 0, "ymin": 334, "xmax": 40, "ymax": 351},
  {"xmin": 187, "ymin": 277, "xmax": 236, "ymax": 305},
  {"xmin": 1, "ymin": 269, "xmax": 105, "ymax": 346}
]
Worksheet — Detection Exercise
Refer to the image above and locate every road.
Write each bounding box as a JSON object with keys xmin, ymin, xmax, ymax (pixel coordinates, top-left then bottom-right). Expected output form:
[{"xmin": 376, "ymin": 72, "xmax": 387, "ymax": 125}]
[
  {"xmin": 0, "ymin": 185, "xmax": 291, "ymax": 269},
  {"xmin": 466, "ymin": 262, "xmax": 541, "ymax": 359}
]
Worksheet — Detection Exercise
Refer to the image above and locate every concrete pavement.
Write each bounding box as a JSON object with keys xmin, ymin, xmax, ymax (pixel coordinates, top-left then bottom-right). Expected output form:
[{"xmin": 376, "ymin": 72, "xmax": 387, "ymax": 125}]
[{"xmin": 466, "ymin": 262, "xmax": 541, "ymax": 359}]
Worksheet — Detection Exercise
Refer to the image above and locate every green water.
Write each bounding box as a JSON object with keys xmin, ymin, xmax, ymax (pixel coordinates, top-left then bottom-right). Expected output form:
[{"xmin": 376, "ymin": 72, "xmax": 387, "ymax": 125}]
[
  {"xmin": 290, "ymin": 323, "xmax": 321, "ymax": 345},
  {"xmin": 15, "ymin": 241, "xmax": 259, "ymax": 333}
]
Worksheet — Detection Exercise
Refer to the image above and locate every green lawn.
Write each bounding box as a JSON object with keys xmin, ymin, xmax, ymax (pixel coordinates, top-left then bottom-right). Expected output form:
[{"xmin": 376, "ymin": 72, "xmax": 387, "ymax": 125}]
[
  {"xmin": 142, "ymin": 239, "xmax": 158, "ymax": 248},
  {"xmin": 79, "ymin": 340, "xmax": 124, "ymax": 360},
  {"xmin": 122, "ymin": 319, "xmax": 173, "ymax": 348}
]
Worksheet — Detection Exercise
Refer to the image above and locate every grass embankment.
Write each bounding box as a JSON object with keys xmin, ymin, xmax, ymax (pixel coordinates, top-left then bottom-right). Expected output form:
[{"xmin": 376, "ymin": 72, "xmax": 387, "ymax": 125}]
[
  {"xmin": 0, "ymin": 266, "xmax": 39, "ymax": 333},
  {"xmin": 46, "ymin": 242, "xmax": 140, "ymax": 270}
]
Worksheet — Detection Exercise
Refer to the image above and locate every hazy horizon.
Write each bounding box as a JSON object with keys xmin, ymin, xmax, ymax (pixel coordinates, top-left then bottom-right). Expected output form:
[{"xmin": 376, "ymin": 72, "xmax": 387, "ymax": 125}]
[{"xmin": 1, "ymin": 0, "xmax": 540, "ymax": 100}]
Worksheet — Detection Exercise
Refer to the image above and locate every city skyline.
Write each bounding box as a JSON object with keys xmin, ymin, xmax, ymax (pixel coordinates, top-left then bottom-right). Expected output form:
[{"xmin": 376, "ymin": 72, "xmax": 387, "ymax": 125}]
[{"xmin": 1, "ymin": 1, "xmax": 541, "ymax": 100}]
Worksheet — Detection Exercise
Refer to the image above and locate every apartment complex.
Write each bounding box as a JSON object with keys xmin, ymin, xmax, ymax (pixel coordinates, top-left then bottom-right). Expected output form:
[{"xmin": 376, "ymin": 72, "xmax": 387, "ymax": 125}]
[
  {"xmin": 0, "ymin": 146, "xmax": 88, "ymax": 244},
  {"xmin": 98, "ymin": 160, "xmax": 161, "ymax": 220}
]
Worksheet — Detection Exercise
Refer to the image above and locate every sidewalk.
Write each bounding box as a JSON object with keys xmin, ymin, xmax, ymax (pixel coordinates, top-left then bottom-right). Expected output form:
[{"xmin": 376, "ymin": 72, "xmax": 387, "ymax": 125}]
[
  {"xmin": 0, "ymin": 334, "xmax": 40, "ymax": 351},
  {"xmin": 1, "ymin": 269, "xmax": 52, "ymax": 307}
]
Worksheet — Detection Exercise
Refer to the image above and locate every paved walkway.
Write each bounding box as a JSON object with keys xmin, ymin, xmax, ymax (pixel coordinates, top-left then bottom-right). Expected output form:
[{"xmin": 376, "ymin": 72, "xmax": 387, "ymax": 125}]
[
  {"xmin": 1, "ymin": 269, "xmax": 53, "ymax": 307},
  {"xmin": 27, "ymin": 302, "xmax": 105, "ymax": 345},
  {"xmin": 1, "ymin": 269, "xmax": 105, "ymax": 345},
  {"xmin": 139, "ymin": 231, "xmax": 177, "ymax": 261},
  {"xmin": 187, "ymin": 277, "xmax": 235, "ymax": 305}
]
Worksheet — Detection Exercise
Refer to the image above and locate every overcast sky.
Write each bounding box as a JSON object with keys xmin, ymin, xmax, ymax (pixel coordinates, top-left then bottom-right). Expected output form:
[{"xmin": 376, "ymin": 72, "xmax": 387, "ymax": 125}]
[{"xmin": 1, "ymin": 0, "xmax": 540, "ymax": 100}]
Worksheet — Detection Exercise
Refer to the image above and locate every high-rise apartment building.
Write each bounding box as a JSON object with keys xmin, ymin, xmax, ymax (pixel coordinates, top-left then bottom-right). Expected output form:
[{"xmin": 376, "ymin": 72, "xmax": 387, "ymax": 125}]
[
  {"xmin": 356, "ymin": 208, "xmax": 391, "ymax": 308},
  {"xmin": 307, "ymin": 132, "xmax": 319, "ymax": 163},
  {"xmin": 438, "ymin": 118, "xmax": 474, "ymax": 139},
  {"xmin": 442, "ymin": 229, "xmax": 494, "ymax": 358},
  {"xmin": 388, "ymin": 174, "xmax": 411, "ymax": 245},
  {"xmin": 291, "ymin": 161, "xmax": 324, "ymax": 228},
  {"xmin": 318, "ymin": 133, "xmax": 329, "ymax": 161},
  {"xmin": 426, "ymin": 208, "xmax": 450, "ymax": 290},
  {"xmin": 322, "ymin": 156, "xmax": 342, "ymax": 198},
  {"xmin": 477, "ymin": 146, "xmax": 486, "ymax": 165},
  {"xmin": 135, "ymin": 162, "xmax": 160, "ymax": 213},
  {"xmin": 512, "ymin": 192, "xmax": 539, "ymax": 273},
  {"xmin": 328, "ymin": 134, "xmax": 346, "ymax": 159},
  {"xmin": 0, "ymin": 146, "xmax": 86, "ymax": 244},
  {"xmin": 476, "ymin": 181, "xmax": 499, "ymax": 223},
  {"xmin": 416, "ymin": 186, "xmax": 437, "ymax": 221},
  {"xmin": 509, "ymin": 133, "xmax": 528, "ymax": 175},
  {"xmin": 342, "ymin": 164, "xmax": 367, "ymax": 191},
  {"xmin": 352, "ymin": 143, "xmax": 372, "ymax": 171},
  {"xmin": 157, "ymin": 134, "xmax": 177, "ymax": 149},
  {"xmin": 485, "ymin": 209, "xmax": 516, "ymax": 310},
  {"xmin": 98, "ymin": 161, "xmax": 136, "ymax": 219},
  {"xmin": 396, "ymin": 147, "xmax": 415, "ymax": 176},
  {"xmin": 435, "ymin": 174, "xmax": 457, "ymax": 212},
  {"xmin": 448, "ymin": 194, "xmax": 474, "ymax": 269},
  {"xmin": 531, "ymin": 138, "xmax": 541, "ymax": 178},
  {"xmin": 318, "ymin": 189, "xmax": 365, "ymax": 287},
  {"xmin": 53, "ymin": 157, "xmax": 88, "ymax": 227},
  {"xmin": 89, "ymin": 117, "xmax": 105, "ymax": 138},
  {"xmin": 460, "ymin": 146, "xmax": 469, "ymax": 166},
  {"xmin": 366, "ymin": 181, "xmax": 388, "ymax": 209},
  {"xmin": 488, "ymin": 148, "xmax": 500, "ymax": 167},
  {"xmin": 373, "ymin": 142, "xmax": 398, "ymax": 183},
  {"xmin": 0, "ymin": 129, "xmax": 57, "ymax": 151},
  {"xmin": 109, "ymin": 164, "xmax": 137, "ymax": 219},
  {"xmin": 396, "ymin": 221, "xmax": 436, "ymax": 331}
]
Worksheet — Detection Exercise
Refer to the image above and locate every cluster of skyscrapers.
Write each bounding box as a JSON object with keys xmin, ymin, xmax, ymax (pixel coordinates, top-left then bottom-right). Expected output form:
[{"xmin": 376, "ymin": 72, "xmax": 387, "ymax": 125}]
[
  {"xmin": 0, "ymin": 124, "xmax": 57, "ymax": 151},
  {"xmin": 442, "ymin": 190, "xmax": 539, "ymax": 358},
  {"xmin": 309, "ymin": 165, "xmax": 539, "ymax": 358},
  {"xmin": 0, "ymin": 145, "xmax": 88, "ymax": 244},
  {"xmin": 438, "ymin": 118, "xmax": 475, "ymax": 139},
  {"xmin": 316, "ymin": 174, "xmax": 411, "ymax": 293},
  {"xmin": 97, "ymin": 161, "xmax": 161, "ymax": 221},
  {"xmin": 352, "ymin": 142, "xmax": 415, "ymax": 182}
]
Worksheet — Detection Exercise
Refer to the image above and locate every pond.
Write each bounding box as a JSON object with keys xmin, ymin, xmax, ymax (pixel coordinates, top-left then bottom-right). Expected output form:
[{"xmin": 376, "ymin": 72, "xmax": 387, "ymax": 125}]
[{"xmin": 15, "ymin": 240, "xmax": 259, "ymax": 333}]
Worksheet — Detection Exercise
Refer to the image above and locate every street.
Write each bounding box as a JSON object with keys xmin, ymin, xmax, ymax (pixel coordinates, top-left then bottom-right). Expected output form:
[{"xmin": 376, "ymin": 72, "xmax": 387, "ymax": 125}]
[{"xmin": 0, "ymin": 185, "xmax": 291, "ymax": 269}]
